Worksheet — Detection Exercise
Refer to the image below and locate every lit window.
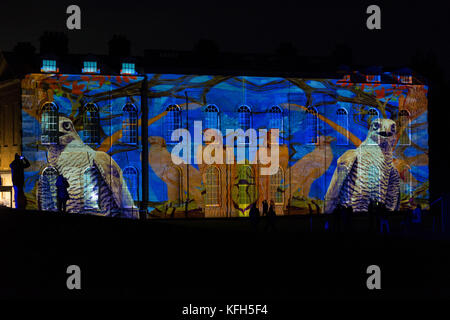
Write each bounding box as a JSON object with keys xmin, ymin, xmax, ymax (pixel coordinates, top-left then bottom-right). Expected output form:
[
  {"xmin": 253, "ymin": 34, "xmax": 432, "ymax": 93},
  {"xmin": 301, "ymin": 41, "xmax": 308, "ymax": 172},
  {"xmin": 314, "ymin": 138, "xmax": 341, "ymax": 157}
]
[
  {"xmin": 238, "ymin": 105, "xmax": 251, "ymax": 131},
  {"xmin": 165, "ymin": 105, "xmax": 181, "ymax": 144},
  {"xmin": 366, "ymin": 75, "xmax": 381, "ymax": 83},
  {"xmin": 82, "ymin": 103, "xmax": 100, "ymax": 145},
  {"xmin": 306, "ymin": 107, "xmax": 318, "ymax": 144},
  {"xmin": 82, "ymin": 61, "xmax": 99, "ymax": 74},
  {"xmin": 122, "ymin": 104, "xmax": 138, "ymax": 144},
  {"xmin": 41, "ymin": 59, "xmax": 58, "ymax": 73},
  {"xmin": 40, "ymin": 167, "xmax": 58, "ymax": 211},
  {"xmin": 336, "ymin": 108, "xmax": 348, "ymax": 146},
  {"xmin": 121, "ymin": 63, "xmax": 136, "ymax": 75},
  {"xmin": 123, "ymin": 167, "xmax": 138, "ymax": 201},
  {"xmin": 84, "ymin": 166, "xmax": 99, "ymax": 210},
  {"xmin": 399, "ymin": 110, "xmax": 411, "ymax": 145},
  {"xmin": 270, "ymin": 166, "xmax": 284, "ymax": 204},
  {"xmin": 205, "ymin": 166, "xmax": 220, "ymax": 206},
  {"xmin": 41, "ymin": 102, "xmax": 59, "ymax": 145},
  {"xmin": 204, "ymin": 105, "xmax": 219, "ymax": 130},
  {"xmin": 269, "ymin": 105, "xmax": 283, "ymax": 134},
  {"xmin": 398, "ymin": 75, "xmax": 412, "ymax": 84}
]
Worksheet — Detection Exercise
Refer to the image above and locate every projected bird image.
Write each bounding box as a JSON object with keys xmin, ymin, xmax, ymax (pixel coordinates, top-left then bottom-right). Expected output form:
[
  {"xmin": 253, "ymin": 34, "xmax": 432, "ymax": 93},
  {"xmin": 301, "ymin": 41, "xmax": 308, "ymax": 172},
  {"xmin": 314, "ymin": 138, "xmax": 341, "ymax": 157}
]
[
  {"xmin": 325, "ymin": 118, "xmax": 400, "ymax": 213},
  {"xmin": 37, "ymin": 116, "xmax": 136, "ymax": 217}
]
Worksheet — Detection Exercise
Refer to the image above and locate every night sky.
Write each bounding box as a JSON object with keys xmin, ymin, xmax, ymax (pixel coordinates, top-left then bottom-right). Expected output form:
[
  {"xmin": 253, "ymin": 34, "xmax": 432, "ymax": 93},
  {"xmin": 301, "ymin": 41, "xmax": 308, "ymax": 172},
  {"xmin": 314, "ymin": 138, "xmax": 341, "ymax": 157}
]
[
  {"xmin": 1, "ymin": 0, "xmax": 449, "ymax": 194},
  {"xmin": 0, "ymin": 1, "xmax": 449, "ymax": 75}
]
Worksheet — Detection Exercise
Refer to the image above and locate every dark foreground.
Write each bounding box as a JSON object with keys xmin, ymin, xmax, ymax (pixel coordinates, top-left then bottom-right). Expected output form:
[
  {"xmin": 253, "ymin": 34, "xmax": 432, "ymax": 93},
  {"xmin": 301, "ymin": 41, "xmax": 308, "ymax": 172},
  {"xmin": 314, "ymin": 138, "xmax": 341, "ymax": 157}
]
[{"xmin": 1, "ymin": 208, "xmax": 449, "ymax": 306}]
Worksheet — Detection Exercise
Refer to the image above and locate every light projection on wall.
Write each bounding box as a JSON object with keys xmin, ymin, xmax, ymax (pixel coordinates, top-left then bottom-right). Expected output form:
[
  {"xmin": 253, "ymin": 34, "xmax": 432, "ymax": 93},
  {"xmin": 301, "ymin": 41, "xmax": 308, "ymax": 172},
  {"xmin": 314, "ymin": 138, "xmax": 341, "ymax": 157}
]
[{"xmin": 21, "ymin": 73, "xmax": 429, "ymax": 218}]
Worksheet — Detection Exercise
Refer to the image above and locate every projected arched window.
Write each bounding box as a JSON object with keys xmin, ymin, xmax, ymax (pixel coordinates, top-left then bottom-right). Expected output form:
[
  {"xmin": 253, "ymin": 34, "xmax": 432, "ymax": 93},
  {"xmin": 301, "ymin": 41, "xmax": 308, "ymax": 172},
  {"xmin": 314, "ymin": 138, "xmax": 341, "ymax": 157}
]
[
  {"xmin": 167, "ymin": 166, "xmax": 182, "ymax": 205},
  {"xmin": 237, "ymin": 165, "xmax": 256, "ymax": 206},
  {"xmin": 165, "ymin": 104, "xmax": 181, "ymax": 144},
  {"xmin": 367, "ymin": 108, "xmax": 379, "ymax": 123},
  {"xmin": 41, "ymin": 102, "xmax": 59, "ymax": 145},
  {"xmin": 270, "ymin": 166, "xmax": 284, "ymax": 204},
  {"xmin": 238, "ymin": 105, "xmax": 251, "ymax": 131},
  {"xmin": 336, "ymin": 107, "xmax": 348, "ymax": 145},
  {"xmin": 122, "ymin": 104, "xmax": 138, "ymax": 144},
  {"xmin": 205, "ymin": 166, "xmax": 220, "ymax": 206},
  {"xmin": 400, "ymin": 165, "xmax": 412, "ymax": 198},
  {"xmin": 84, "ymin": 166, "xmax": 99, "ymax": 210},
  {"xmin": 123, "ymin": 166, "xmax": 138, "ymax": 201},
  {"xmin": 83, "ymin": 103, "xmax": 100, "ymax": 145},
  {"xmin": 399, "ymin": 110, "xmax": 411, "ymax": 145},
  {"xmin": 368, "ymin": 165, "xmax": 380, "ymax": 201},
  {"xmin": 306, "ymin": 107, "xmax": 318, "ymax": 144},
  {"xmin": 40, "ymin": 167, "xmax": 58, "ymax": 211},
  {"xmin": 269, "ymin": 105, "xmax": 283, "ymax": 135},
  {"xmin": 204, "ymin": 105, "xmax": 219, "ymax": 130}
]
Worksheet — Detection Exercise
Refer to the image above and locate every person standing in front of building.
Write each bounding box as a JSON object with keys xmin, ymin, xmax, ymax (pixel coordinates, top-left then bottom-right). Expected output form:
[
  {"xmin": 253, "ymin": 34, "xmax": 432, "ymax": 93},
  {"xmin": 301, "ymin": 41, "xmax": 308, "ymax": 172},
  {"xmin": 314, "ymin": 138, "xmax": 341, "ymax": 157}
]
[
  {"xmin": 9, "ymin": 153, "xmax": 30, "ymax": 209},
  {"xmin": 56, "ymin": 174, "xmax": 70, "ymax": 213}
]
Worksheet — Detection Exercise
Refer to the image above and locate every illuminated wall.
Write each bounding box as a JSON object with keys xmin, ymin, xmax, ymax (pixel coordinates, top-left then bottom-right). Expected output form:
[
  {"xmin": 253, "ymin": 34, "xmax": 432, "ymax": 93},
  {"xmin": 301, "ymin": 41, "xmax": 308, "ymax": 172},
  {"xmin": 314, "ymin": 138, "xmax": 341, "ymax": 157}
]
[{"xmin": 21, "ymin": 73, "xmax": 429, "ymax": 218}]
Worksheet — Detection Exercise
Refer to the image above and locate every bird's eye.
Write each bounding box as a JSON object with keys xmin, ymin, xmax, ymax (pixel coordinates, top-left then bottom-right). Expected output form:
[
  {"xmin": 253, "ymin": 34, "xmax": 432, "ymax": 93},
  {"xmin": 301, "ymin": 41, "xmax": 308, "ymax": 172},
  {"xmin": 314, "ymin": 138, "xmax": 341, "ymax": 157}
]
[
  {"xmin": 62, "ymin": 121, "xmax": 72, "ymax": 131},
  {"xmin": 391, "ymin": 124, "xmax": 396, "ymax": 132},
  {"xmin": 372, "ymin": 122, "xmax": 380, "ymax": 130}
]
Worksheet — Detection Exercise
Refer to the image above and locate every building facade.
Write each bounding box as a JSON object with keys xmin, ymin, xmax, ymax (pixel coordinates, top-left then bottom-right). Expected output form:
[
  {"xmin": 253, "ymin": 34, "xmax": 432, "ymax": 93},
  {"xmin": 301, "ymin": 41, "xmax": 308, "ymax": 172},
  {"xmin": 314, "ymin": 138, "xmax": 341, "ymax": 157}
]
[{"xmin": 0, "ymin": 54, "xmax": 430, "ymax": 218}]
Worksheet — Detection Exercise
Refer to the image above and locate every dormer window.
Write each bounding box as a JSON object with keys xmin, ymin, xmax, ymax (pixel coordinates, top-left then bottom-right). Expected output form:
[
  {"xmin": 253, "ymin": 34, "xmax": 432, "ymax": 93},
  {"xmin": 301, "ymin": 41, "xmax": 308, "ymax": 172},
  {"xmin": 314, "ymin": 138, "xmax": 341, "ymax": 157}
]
[
  {"xmin": 82, "ymin": 61, "xmax": 99, "ymax": 74},
  {"xmin": 366, "ymin": 75, "xmax": 381, "ymax": 83},
  {"xmin": 41, "ymin": 59, "xmax": 58, "ymax": 73},
  {"xmin": 121, "ymin": 63, "xmax": 136, "ymax": 75},
  {"xmin": 397, "ymin": 75, "xmax": 412, "ymax": 84}
]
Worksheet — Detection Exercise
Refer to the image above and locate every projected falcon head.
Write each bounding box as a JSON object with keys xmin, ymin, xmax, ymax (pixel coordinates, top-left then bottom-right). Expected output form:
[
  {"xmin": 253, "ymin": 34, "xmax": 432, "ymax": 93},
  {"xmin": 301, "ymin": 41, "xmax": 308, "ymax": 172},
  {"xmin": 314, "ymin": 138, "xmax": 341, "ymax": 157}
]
[
  {"xmin": 366, "ymin": 118, "xmax": 397, "ymax": 150},
  {"xmin": 58, "ymin": 116, "xmax": 82, "ymax": 145}
]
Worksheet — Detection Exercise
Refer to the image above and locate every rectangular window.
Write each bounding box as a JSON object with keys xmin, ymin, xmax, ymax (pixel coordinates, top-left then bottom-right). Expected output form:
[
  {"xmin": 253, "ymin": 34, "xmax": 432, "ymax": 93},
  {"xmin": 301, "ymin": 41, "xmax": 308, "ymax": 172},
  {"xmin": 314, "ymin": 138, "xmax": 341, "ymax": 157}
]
[
  {"xmin": 41, "ymin": 60, "xmax": 58, "ymax": 73},
  {"xmin": 121, "ymin": 63, "xmax": 136, "ymax": 75},
  {"xmin": 82, "ymin": 61, "xmax": 99, "ymax": 74}
]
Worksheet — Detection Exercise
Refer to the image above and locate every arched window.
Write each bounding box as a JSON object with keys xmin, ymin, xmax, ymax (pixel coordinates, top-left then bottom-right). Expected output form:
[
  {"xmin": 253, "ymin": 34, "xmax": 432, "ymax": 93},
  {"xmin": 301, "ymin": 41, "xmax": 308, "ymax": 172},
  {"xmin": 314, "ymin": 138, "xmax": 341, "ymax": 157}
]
[
  {"xmin": 336, "ymin": 108, "xmax": 348, "ymax": 145},
  {"xmin": 238, "ymin": 105, "xmax": 251, "ymax": 131},
  {"xmin": 367, "ymin": 108, "xmax": 379, "ymax": 125},
  {"xmin": 237, "ymin": 165, "xmax": 256, "ymax": 206},
  {"xmin": 400, "ymin": 166, "xmax": 412, "ymax": 199},
  {"xmin": 270, "ymin": 166, "xmax": 284, "ymax": 204},
  {"xmin": 167, "ymin": 166, "xmax": 182, "ymax": 205},
  {"xmin": 122, "ymin": 104, "xmax": 138, "ymax": 144},
  {"xmin": 306, "ymin": 107, "xmax": 318, "ymax": 144},
  {"xmin": 40, "ymin": 167, "xmax": 58, "ymax": 211},
  {"xmin": 84, "ymin": 166, "xmax": 99, "ymax": 210},
  {"xmin": 269, "ymin": 105, "xmax": 283, "ymax": 135},
  {"xmin": 205, "ymin": 166, "xmax": 220, "ymax": 206},
  {"xmin": 165, "ymin": 104, "xmax": 181, "ymax": 144},
  {"xmin": 41, "ymin": 102, "xmax": 59, "ymax": 144},
  {"xmin": 83, "ymin": 103, "xmax": 100, "ymax": 145},
  {"xmin": 204, "ymin": 105, "xmax": 219, "ymax": 130},
  {"xmin": 399, "ymin": 110, "xmax": 411, "ymax": 145},
  {"xmin": 123, "ymin": 166, "xmax": 138, "ymax": 201}
]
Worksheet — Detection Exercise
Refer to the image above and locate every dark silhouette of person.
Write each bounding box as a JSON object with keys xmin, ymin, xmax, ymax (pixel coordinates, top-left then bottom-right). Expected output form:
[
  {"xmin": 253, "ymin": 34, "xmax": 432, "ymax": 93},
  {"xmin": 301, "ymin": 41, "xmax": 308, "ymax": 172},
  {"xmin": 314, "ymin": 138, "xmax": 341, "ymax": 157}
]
[
  {"xmin": 368, "ymin": 199, "xmax": 376, "ymax": 233},
  {"xmin": 265, "ymin": 200, "xmax": 277, "ymax": 232},
  {"xmin": 9, "ymin": 153, "xmax": 30, "ymax": 209},
  {"xmin": 378, "ymin": 202, "xmax": 390, "ymax": 233},
  {"xmin": 333, "ymin": 204, "xmax": 342, "ymax": 232},
  {"xmin": 262, "ymin": 200, "xmax": 268, "ymax": 217},
  {"xmin": 56, "ymin": 174, "xmax": 70, "ymax": 213},
  {"xmin": 249, "ymin": 202, "xmax": 260, "ymax": 230}
]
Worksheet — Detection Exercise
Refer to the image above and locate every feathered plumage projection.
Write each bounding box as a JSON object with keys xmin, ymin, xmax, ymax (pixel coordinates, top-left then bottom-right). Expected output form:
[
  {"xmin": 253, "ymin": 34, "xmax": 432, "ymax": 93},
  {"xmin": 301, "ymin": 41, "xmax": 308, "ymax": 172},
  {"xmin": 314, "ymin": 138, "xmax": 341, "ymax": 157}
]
[
  {"xmin": 37, "ymin": 116, "xmax": 137, "ymax": 217},
  {"xmin": 325, "ymin": 118, "xmax": 400, "ymax": 213}
]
